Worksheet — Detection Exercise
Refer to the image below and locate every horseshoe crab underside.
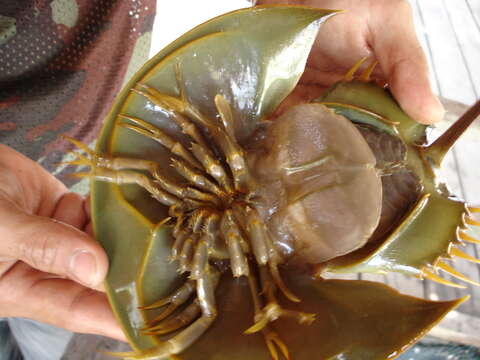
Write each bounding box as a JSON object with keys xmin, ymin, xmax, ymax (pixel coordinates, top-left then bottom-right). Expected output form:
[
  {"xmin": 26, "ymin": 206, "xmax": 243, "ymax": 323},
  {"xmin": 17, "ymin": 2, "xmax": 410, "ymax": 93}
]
[{"xmin": 64, "ymin": 5, "xmax": 480, "ymax": 360}]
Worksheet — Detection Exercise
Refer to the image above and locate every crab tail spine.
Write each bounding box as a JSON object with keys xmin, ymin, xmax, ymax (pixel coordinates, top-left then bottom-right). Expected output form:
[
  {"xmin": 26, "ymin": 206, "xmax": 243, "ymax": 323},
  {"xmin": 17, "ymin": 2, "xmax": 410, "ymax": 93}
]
[
  {"xmin": 421, "ymin": 268, "xmax": 466, "ymax": 288},
  {"xmin": 436, "ymin": 261, "xmax": 480, "ymax": 286},
  {"xmin": 465, "ymin": 217, "xmax": 480, "ymax": 227},
  {"xmin": 343, "ymin": 57, "xmax": 368, "ymax": 81},
  {"xmin": 424, "ymin": 99, "xmax": 480, "ymax": 166},
  {"xmin": 359, "ymin": 60, "xmax": 378, "ymax": 81},
  {"xmin": 459, "ymin": 231, "xmax": 480, "ymax": 245},
  {"xmin": 468, "ymin": 206, "xmax": 480, "ymax": 214},
  {"xmin": 449, "ymin": 247, "xmax": 480, "ymax": 264}
]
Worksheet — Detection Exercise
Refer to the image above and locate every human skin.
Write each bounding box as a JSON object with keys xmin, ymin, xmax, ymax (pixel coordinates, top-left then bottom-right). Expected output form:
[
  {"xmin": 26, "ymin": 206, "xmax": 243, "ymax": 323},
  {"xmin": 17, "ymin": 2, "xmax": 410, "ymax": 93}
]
[
  {"xmin": 0, "ymin": 144, "xmax": 125, "ymax": 340},
  {"xmin": 258, "ymin": 0, "xmax": 445, "ymax": 125},
  {"xmin": 0, "ymin": 0, "xmax": 442, "ymax": 343}
]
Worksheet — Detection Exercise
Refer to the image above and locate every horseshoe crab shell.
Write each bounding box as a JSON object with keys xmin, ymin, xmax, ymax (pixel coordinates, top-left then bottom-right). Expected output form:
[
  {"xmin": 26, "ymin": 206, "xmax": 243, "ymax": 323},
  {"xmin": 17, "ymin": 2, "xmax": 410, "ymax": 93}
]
[{"xmin": 73, "ymin": 6, "xmax": 480, "ymax": 360}]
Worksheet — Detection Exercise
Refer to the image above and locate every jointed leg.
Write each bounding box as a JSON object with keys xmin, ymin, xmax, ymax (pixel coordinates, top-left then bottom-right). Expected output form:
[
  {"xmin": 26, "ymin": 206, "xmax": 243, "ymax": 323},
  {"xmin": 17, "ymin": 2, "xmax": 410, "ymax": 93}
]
[
  {"xmin": 73, "ymin": 165, "xmax": 179, "ymax": 206},
  {"xmin": 220, "ymin": 210, "xmax": 250, "ymax": 277},
  {"xmin": 143, "ymin": 300, "xmax": 201, "ymax": 335},
  {"xmin": 244, "ymin": 206, "xmax": 299, "ymax": 303},
  {"xmin": 178, "ymin": 235, "xmax": 197, "ymax": 274},
  {"xmin": 190, "ymin": 239, "xmax": 208, "ymax": 280},
  {"xmin": 113, "ymin": 268, "xmax": 220, "ymax": 360},
  {"xmin": 245, "ymin": 266, "xmax": 315, "ymax": 334},
  {"xmin": 246, "ymin": 269, "xmax": 290, "ymax": 360},
  {"xmin": 190, "ymin": 142, "xmax": 233, "ymax": 193},
  {"xmin": 64, "ymin": 136, "xmax": 226, "ymax": 210},
  {"xmin": 119, "ymin": 114, "xmax": 202, "ymax": 170},
  {"xmin": 133, "ymin": 68, "xmax": 251, "ymax": 194},
  {"xmin": 170, "ymin": 158, "xmax": 226, "ymax": 199},
  {"xmin": 141, "ymin": 281, "xmax": 196, "ymax": 327}
]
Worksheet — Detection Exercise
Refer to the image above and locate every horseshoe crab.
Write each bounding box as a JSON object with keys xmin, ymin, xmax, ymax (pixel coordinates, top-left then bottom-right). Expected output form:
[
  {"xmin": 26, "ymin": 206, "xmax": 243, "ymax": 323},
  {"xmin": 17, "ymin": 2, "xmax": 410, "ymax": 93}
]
[{"xmin": 65, "ymin": 5, "xmax": 480, "ymax": 360}]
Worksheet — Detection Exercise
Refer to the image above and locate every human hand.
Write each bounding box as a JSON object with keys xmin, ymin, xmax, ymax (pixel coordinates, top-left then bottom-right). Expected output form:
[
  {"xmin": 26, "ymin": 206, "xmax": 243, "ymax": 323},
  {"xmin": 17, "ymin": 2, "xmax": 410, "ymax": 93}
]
[
  {"xmin": 0, "ymin": 145, "xmax": 125, "ymax": 341},
  {"xmin": 257, "ymin": 0, "xmax": 444, "ymax": 124}
]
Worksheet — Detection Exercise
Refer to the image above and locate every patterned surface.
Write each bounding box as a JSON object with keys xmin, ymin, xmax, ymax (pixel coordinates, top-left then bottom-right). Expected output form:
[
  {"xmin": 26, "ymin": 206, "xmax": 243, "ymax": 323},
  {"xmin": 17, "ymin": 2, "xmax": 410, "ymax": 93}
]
[{"xmin": 0, "ymin": 0, "xmax": 155, "ymax": 188}]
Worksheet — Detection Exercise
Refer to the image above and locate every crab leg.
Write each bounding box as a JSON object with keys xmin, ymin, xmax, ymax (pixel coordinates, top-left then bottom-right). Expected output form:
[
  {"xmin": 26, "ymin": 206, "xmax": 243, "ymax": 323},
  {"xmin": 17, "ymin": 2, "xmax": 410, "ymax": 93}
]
[
  {"xmin": 202, "ymin": 213, "xmax": 229, "ymax": 259},
  {"xmin": 135, "ymin": 75, "xmax": 251, "ymax": 194},
  {"xmin": 62, "ymin": 136, "xmax": 160, "ymax": 173},
  {"xmin": 120, "ymin": 114, "xmax": 202, "ymax": 170},
  {"xmin": 245, "ymin": 266, "xmax": 315, "ymax": 334},
  {"xmin": 221, "ymin": 210, "xmax": 250, "ymax": 277},
  {"xmin": 116, "ymin": 268, "xmax": 220, "ymax": 360},
  {"xmin": 164, "ymin": 109, "xmax": 235, "ymax": 194},
  {"xmin": 268, "ymin": 259, "xmax": 300, "ymax": 303},
  {"xmin": 132, "ymin": 73, "xmax": 235, "ymax": 192},
  {"xmin": 214, "ymin": 94, "xmax": 236, "ymax": 141},
  {"xmin": 179, "ymin": 235, "xmax": 197, "ymax": 274},
  {"xmin": 173, "ymin": 213, "xmax": 187, "ymax": 237},
  {"xmin": 244, "ymin": 206, "xmax": 271, "ymax": 266},
  {"xmin": 171, "ymin": 158, "xmax": 226, "ymax": 199},
  {"xmin": 209, "ymin": 101, "xmax": 251, "ymax": 194},
  {"xmin": 171, "ymin": 229, "xmax": 191, "ymax": 260},
  {"xmin": 72, "ymin": 167, "xmax": 178, "ymax": 206},
  {"xmin": 203, "ymin": 212, "xmax": 220, "ymax": 234},
  {"xmin": 246, "ymin": 207, "xmax": 300, "ymax": 303},
  {"xmin": 72, "ymin": 154, "xmax": 218, "ymax": 208},
  {"xmin": 132, "ymin": 88, "xmax": 228, "ymax": 177},
  {"xmin": 246, "ymin": 268, "xmax": 290, "ymax": 360},
  {"xmin": 187, "ymin": 209, "xmax": 212, "ymax": 233},
  {"xmin": 62, "ymin": 139, "xmax": 223, "ymax": 210},
  {"xmin": 173, "ymin": 112, "xmax": 212, "ymax": 153},
  {"xmin": 190, "ymin": 238, "xmax": 209, "ymax": 280},
  {"xmin": 190, "ymin": 142, "xmax": 234, "ymax": 193},
  {"xmin": 141, "ymin": 281, "xmax": 196, "ymax": 327},
  {"xmin": 143, "ymin": 300, "xmax": 201, "ymax": 335},
  {"xmin": 185, "ymin": 187, "xmax": 222, "ymax": 207},
  {"xmin": 61, "ymin": 141, "xmax": 160, "ymax": 174}
]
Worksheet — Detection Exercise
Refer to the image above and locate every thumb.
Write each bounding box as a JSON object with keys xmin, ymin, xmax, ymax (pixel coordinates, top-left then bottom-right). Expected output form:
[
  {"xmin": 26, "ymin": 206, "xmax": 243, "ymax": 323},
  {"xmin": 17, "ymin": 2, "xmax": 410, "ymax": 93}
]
[
  {"xmin": 372, "ymin": 1, "xmax": 445, "ymax": 125},
  {"xmin": 0, "ymin": 203, "xmax": 108, "ymax": 289}
]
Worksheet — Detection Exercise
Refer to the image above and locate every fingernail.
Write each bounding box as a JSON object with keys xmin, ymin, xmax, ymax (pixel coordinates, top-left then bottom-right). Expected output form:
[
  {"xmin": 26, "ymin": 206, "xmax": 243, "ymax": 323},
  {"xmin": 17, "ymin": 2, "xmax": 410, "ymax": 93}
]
[{"xmin": 69, "ymin": 249, "xmax": 98, "ymax": 287}]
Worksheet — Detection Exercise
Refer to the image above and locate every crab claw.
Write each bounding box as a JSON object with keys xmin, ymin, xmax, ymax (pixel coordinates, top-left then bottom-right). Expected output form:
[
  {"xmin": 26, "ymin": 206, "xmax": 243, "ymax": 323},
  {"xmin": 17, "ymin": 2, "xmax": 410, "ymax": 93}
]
[
  {"xmin": 244, "ymin": 303, "xmax": 316, "ymax": 334},
  {"xmin": 263, "ymin": 327, "xmax": 291, "ymax": 360}
]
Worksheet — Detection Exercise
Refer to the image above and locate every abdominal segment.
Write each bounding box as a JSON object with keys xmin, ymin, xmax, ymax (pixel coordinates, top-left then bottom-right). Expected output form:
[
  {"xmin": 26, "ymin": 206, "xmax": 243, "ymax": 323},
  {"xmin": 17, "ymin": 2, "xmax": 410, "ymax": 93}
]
[{"xmin": 252, "ymin": 104, "xmax": 383, "ymax": 264}]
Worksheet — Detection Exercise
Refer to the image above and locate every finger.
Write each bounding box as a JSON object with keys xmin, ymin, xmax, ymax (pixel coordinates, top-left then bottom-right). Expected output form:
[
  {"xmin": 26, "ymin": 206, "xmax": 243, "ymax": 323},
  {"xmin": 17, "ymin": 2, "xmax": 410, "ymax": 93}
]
[
  {"xmin": 84, "ymin": 221, "xmax": 94, "ymax": 237},
  {"xmin": 83, "ymin": 195, "xmax": 94, "ymax": 236},
  {"xmin": 80, "ymin": 194, "xmax": 102, "ymax": 290},
  {"xmin": 52, "ymin": 192, "xmax": 88, "ymax": 230},
  {"xmin": 371, "ymin": 1, "xmax": 444, "ymax": 124},
  {"xmin": 0, "ymin": 144, "xmax": 67, "ymax": 217},
  {"xmin": 0, "ymin": 203, "xmax": 108, "ymax": 289},
  {"xmin": 84, "ymin": 194, "xmax": 91, "ymax": 220},
  {"xmin": 1, "ymin": 262, "xmax": 125, "ymax": 341}
]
